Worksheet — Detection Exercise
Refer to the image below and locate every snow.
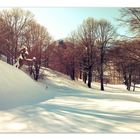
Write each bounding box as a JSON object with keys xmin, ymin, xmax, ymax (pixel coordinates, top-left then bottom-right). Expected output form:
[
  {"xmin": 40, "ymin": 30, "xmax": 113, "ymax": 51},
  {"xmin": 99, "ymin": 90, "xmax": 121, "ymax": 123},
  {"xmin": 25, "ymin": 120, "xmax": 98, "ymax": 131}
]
[
  {"xmin": 0, "ymin": 60, "xmax": 48, "ymax": 110},
  {"xmin": 0, "ymin": 60, "xmax": 140, "ymax": 132}
]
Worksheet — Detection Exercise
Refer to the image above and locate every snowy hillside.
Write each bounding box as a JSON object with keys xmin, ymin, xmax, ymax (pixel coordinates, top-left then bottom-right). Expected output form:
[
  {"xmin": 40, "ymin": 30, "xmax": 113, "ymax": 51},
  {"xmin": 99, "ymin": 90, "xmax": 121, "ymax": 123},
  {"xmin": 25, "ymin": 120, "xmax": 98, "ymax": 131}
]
[
  {"xmin": 0, "ymin": 60, "xmax": 48, "ymax": 110},
  {"xmin": 0, "ymin": 60, "xmax": 140, "ymax": 132}
]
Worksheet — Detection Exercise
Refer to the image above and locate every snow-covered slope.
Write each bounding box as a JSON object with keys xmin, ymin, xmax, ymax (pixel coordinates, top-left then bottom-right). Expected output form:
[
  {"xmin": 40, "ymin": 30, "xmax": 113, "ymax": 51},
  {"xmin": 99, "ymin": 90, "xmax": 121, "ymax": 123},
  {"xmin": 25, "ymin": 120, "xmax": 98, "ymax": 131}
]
[
  {"xmin": 0, "ymin": 60, "xmax": 47, "ymax": 110},
  {"xmin": 0, "ymin": 60, "xmax": 140, "ymax": 132}
]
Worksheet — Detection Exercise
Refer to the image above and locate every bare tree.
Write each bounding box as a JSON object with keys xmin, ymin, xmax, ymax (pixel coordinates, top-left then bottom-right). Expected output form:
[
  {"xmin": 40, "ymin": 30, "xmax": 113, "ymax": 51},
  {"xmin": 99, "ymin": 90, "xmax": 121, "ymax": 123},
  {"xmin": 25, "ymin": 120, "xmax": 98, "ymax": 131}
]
[
  {"xmin": 119, "ymin": 8, "xmax": 140, "ymax": 35},
  {"xmin": 65, "ymin": 32, "xmax": 84, "ymax": 80},
  {"xmin": 77, "ymin": 17, "xmax": 98, "ymax": 88},
  {"xmin": 96, "ymin": 19, "xmax": 116, "ymax": 91},
  {"xmin": 24, "ymin": 20, "xmax": 52, "ymax": 81},
  {"xmin": 0, "ymin": 16, "xmax": 15, "ymax": 63},
  {"xmin": 0, "ymin": 8, "xmax": 34, "ymax": 64}
]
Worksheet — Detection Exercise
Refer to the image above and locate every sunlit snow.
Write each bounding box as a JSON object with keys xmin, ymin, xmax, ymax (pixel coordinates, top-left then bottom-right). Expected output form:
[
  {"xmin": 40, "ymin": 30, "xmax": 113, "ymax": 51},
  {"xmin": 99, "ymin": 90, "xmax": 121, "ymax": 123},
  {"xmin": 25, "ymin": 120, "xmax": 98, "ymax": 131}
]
[{"xmin": 0, "ymin": 60, "xmax": 140, "ymax": 132}]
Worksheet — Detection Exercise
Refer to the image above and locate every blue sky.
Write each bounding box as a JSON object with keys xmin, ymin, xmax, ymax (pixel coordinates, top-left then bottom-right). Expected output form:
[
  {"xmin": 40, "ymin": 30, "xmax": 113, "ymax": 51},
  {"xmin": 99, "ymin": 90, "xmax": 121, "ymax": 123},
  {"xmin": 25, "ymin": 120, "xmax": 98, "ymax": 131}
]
[
  {"xmin": 25, "ymin": 7, "xmax": 126, "ymax": 39},
  {"xmin": 2, "ymin": 7, "xmax": 129, "ymax": 39},
  {"xmin": 24, "ymin": 8, "xmax": 125, "ymax": 39}
]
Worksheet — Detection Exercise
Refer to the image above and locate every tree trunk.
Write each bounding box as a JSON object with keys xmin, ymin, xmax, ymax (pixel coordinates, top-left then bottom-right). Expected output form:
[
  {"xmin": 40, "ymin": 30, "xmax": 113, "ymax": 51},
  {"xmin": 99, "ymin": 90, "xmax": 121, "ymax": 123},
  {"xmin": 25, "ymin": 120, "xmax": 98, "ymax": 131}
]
[
  {"xmin": 70, "ymin": 68, "xmax": 75, "ymax": 80},
  {"xmin": 133, "ymin": 83, "xmax": 136, "ymax": 91},
  {"xmin": 88, "ymin": 66, "xmax": 93, "ymax": 88},
  {"xmin": 127, "ymin": 74, "xmax": 132, "ymax": 91},
  {"xmin": 79, "ymin": 69, "xmax": 82, "ymax": 79},
  {"xmin": 83, "ymin": 71, "xmax": 87, "ymax": 84},
  {"xmin": 100, "ymin": 48, "xmax": 104, "ymax": 91},
  {"xmin": 124, "ymin": 76, "xmax": 129, "ymax": 91},
  {"xmin": 124, "ymin": 73, "xmax": 132, "ymax": 91},
  {"xmin": 100, "ymin": 69, "xmax": 104, "ymax": 91}
]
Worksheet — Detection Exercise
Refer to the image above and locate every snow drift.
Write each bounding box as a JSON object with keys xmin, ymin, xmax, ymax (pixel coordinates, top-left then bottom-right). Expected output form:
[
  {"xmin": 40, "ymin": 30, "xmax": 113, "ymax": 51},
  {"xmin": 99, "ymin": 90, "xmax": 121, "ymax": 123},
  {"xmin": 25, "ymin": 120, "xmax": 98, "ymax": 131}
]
[{"xmin": 0, "ymin": 60, "xmax": 47, "ymax": 110}]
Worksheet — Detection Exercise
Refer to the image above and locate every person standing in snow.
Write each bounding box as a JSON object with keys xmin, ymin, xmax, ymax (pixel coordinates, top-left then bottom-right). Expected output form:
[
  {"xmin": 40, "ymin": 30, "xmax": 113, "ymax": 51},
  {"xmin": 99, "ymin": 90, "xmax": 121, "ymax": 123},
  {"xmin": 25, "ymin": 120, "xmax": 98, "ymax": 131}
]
[
  {"xmin": 32, "ymin": 57, "xmax": 40, "ymax": 81},
  {"xmin": 28, "ymin": 56, "xmax": 40, "ymax": 81}
]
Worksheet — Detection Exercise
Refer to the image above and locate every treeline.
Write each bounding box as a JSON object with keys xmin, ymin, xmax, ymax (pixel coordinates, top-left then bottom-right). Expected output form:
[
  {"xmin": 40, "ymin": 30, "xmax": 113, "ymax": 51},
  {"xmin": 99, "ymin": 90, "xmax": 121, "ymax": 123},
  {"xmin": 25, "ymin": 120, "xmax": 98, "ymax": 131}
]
[
  {"xmin": 45, "ymin": 8, "xmax": 140, "ymax": 91},
  {"xmin": 110, "ymin": 40, "xmax": 140, "ymax": 91},
  {"xmin": 0, "ymin": 8, "xmax": 140, "ymax": 91}
]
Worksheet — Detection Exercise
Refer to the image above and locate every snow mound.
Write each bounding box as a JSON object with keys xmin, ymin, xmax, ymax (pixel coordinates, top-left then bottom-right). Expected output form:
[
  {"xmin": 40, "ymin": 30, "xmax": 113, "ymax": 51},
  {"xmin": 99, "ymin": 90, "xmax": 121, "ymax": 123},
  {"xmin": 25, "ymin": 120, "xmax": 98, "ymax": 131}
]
[{"xmin": 0, "ymin": 60, "xmax": 47, "ymax": 110}]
